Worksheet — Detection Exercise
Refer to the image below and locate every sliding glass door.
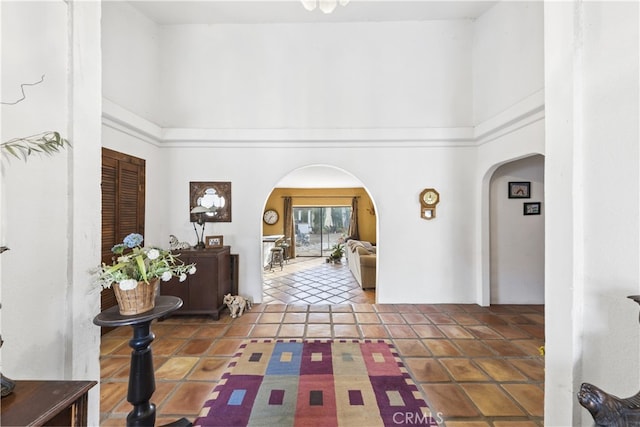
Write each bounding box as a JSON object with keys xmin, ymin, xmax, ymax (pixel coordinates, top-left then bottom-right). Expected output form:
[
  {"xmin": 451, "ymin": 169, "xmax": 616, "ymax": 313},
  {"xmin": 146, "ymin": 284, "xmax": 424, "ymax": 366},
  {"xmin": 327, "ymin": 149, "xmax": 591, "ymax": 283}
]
[{"xmin": 293, "ymin": 206, "xmax": 351, "ymax": 257}]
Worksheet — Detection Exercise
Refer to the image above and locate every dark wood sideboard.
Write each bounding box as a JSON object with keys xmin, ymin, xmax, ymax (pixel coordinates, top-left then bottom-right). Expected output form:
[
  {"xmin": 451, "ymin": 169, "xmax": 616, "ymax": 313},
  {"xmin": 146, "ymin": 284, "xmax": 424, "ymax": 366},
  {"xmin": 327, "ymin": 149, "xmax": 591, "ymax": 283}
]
[
  {"xmin": 1, "ymin": 380, "xmax": 96, "ymax": 426},
  {"xmin": 160, "ymin": 247, "xmax": 231, "ymax": 319}
]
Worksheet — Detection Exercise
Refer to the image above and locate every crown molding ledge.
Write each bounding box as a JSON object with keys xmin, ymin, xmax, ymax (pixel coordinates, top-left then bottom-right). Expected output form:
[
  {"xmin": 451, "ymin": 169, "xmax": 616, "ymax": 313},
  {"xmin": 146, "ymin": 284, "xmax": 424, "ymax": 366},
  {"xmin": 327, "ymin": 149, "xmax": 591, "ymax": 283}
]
[
  {"xmin": 474, "ymin": 89, "xmax": 545, "ymax": 145},
  {"xmin": 160, "ymin": 127, "xmax": 475, "ymax": 148},
  {"xmin": 102, "ymin": 92, "xmax": 544, "ymax": 148},
  {"xmin": 102, "ymin": 98, "xmax": 162, "ymax": 145}
]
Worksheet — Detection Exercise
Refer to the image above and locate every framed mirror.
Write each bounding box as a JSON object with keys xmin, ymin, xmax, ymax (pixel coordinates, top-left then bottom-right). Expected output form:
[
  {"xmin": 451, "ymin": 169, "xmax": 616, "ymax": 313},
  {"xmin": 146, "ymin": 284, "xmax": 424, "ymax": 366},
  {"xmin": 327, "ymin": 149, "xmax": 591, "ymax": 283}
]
[{"xmin": 190, "ymin": 181, "xmax": 232, "ymax": 222}]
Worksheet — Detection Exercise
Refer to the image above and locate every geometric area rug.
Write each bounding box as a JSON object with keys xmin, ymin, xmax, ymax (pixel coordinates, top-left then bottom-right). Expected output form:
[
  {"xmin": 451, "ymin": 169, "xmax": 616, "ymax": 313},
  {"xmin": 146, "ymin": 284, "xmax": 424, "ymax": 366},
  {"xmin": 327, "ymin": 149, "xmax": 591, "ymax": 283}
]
[{"xmin": 193, "ymin": 339, "xmax": 438, "ymax": 426}]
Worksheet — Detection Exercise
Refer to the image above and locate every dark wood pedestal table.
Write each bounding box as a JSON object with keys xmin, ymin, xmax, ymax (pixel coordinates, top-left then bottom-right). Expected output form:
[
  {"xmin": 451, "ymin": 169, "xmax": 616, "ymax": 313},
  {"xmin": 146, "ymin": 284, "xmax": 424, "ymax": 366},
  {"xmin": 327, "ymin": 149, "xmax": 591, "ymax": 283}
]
[{"xmin": 93, "ymin": 296, "xmax": 185, "ymax": 427}]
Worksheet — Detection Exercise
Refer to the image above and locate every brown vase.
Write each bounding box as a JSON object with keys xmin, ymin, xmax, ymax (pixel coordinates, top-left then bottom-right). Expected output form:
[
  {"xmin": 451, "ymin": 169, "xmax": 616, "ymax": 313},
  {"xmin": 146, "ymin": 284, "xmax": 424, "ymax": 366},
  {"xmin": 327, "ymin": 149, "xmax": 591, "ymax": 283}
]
[{"xmin": 112, "ymin": 278, "xmax": 159, "ymax": 315}]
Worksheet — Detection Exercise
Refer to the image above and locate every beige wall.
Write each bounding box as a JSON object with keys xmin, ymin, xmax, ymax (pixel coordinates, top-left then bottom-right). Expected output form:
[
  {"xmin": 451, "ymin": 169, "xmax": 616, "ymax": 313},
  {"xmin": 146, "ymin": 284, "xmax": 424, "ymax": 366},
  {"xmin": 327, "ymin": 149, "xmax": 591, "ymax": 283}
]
[{"xmin": 263, "ymin": 187, "xmax": 376, "ymax": 244}]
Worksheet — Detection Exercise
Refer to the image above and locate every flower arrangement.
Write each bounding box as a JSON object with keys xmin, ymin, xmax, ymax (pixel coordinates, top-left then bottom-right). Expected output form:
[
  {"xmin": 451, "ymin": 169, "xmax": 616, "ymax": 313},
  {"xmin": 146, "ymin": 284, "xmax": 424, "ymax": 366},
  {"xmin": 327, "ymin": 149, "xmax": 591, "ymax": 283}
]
[{"xmin": 95, "ymin": 233, "xmax": 196, "ymax": 291}]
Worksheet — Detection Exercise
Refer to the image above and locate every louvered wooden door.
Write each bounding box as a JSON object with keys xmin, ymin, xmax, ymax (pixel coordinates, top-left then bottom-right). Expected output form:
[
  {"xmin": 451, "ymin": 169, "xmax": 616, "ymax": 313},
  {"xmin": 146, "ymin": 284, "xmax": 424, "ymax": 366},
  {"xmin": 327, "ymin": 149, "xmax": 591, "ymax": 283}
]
[{"xmin": 101, "ymin": 148, "xmax": 145, "ymax": 317}]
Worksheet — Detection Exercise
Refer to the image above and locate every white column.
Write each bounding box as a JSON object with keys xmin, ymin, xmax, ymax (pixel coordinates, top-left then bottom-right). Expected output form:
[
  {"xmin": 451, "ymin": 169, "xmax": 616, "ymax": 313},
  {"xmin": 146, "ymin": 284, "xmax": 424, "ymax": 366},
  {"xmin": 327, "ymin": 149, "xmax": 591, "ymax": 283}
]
[{"xmin": 68, "ymin": 1, "xmax": 102, "ymax": 425}]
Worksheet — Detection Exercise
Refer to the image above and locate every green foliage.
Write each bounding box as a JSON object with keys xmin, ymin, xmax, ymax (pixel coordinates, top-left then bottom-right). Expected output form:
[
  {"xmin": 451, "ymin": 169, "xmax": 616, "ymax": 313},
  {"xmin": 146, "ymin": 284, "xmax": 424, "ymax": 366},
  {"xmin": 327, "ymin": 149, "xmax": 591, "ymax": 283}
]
[
  {"xmin": 328, "ymin": 243, "xmax": 345, "ymax": 261},
  {"xmin": 1, "ymin": 131, "xmax": 70, "ymax": 161},
  {"xmin": 94, "ymin": 233, "xmax": 197, "ymax": 290}
]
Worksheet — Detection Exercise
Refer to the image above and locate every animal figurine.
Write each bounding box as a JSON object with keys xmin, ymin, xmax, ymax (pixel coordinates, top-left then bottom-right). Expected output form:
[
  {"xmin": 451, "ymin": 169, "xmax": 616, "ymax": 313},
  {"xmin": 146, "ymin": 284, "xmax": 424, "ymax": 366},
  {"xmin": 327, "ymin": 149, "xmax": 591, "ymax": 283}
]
[
  {"xmin": 578, "ymin": 382, "xmax": 640, "ymax": 426},
  {"xmin": 169, "ymin": 235, "xmax": 191, "ymax": 250},
  {"xmin": 223, "ymin": 293, "xmax": 252, "ymax": 318}
]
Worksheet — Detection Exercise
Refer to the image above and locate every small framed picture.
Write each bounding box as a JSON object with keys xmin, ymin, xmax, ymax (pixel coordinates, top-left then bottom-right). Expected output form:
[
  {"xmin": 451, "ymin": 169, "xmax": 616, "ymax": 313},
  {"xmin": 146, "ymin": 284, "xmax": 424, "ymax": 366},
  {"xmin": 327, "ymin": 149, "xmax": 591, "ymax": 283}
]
[
  {"xmin": 508, "ymin": 181, "xmax": 531, "ymax": 199},
  {"xmin": 523, "ymin": 202, "xmax": 541, "ymax": 215},
  {"xmin": 205, "ymin": 235, "xmax": 224, "ymax": 248}
]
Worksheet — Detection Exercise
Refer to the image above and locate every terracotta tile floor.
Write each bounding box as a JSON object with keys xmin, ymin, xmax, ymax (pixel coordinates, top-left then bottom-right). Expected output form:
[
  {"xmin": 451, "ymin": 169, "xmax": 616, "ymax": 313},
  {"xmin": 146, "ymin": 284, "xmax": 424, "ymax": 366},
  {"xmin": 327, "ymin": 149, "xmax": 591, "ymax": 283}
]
[{"xmin": 100, "ymin": 258, "xmax": 545, "ymax": 426}]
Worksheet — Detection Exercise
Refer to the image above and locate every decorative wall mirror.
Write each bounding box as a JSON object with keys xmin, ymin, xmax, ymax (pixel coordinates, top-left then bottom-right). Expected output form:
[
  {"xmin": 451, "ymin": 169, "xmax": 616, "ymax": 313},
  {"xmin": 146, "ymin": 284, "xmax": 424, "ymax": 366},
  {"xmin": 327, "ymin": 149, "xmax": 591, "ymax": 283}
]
[{"xmin": 190, "ymin": 181, "xmax": 232, "ymax": 222}]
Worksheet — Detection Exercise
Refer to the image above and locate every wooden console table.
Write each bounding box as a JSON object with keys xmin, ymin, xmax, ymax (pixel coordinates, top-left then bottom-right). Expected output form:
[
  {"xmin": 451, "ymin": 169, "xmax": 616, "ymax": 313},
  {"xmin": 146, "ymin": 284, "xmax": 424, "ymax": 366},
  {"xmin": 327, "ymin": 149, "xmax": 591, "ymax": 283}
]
[
  {"xmin": 160, "ymin": 247, "xmax": 231, "ymax": 319},
  {"xmin": 1, "ymin": 380, "xmax": 96, "ymax": 426}
]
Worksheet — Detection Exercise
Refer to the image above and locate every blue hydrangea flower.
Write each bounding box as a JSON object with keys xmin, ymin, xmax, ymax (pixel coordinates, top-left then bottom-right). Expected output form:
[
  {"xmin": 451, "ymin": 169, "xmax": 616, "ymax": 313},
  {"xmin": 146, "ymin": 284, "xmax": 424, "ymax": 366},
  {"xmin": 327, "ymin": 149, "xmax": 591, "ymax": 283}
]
[{"xmin": 123, "ymin": 233, "xmax": 143, "ymax": 248}]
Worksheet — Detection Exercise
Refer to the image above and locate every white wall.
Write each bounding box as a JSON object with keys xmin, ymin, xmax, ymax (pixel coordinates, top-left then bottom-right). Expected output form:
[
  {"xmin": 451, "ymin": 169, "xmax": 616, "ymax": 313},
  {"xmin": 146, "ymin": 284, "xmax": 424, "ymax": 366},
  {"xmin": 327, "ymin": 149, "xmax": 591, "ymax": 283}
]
[
  {"xmin": 102, "ymin": 1, "xmax": 161, "ymax": 124},
  {"xmin": 490, "ymin": 155, "xmax": 545, "ymax": 304},
  {"xmin": 1, "ymin": 0, "xmax": 70, "ymax": 377},
  {"xmin": 472, "ymin": 1, "xmax": 545, "ymax": 307},
  {"xmin": 1, "ymin": 2, "xmax": 102, "ymax": 425},
  {"xmin": 158, "ymin": 20, "xmax": 473, "ymax": 129},
  {"xmin": 473, "ymin": 0, "xmax": 544, "ymax": 124},
  {"xmin": 475, "ymin": 119, "xmax": 545, "ymax": 306},
  {"xmin": 544, "ymin": 1, "xmax": 639, "ymax": 425},
  {"xmin": 578, "ymin": 0, "xmax": 640, "ymax": 421},
  {"xmin": 99, "ymin": 4, "xmax": 490, "ymax": 304},
  {"xmin": 153, "ymin": 142, "xmax": 479, "ymax": 305},
  {"xmin": 102, "ymin": 101, "xmax": 169, "ymax": 248}
]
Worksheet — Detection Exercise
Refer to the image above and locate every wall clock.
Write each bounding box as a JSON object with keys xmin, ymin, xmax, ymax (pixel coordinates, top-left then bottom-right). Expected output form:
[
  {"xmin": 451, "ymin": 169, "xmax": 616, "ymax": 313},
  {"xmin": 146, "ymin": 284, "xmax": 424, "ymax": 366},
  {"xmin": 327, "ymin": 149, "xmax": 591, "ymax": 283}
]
[
  {"xmin": 263, "ymin": 209, "xmax": 279, "ymax": 225},
  {"xmin": 419, "ymin": 188, "xmax": 440, "ymax": 220}
]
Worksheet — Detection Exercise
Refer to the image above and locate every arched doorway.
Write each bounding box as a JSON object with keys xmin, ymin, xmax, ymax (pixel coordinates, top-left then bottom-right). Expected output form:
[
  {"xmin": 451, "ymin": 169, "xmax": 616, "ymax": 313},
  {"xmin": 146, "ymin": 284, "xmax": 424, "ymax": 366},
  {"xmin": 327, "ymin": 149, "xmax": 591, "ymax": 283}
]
[
  {"xmin": 488, "ymin": 155, "xmax": 545, "ymax": 304},
  {"xmin": 260, "ymin": 165, "xmax": 378, "ymax": 305}
]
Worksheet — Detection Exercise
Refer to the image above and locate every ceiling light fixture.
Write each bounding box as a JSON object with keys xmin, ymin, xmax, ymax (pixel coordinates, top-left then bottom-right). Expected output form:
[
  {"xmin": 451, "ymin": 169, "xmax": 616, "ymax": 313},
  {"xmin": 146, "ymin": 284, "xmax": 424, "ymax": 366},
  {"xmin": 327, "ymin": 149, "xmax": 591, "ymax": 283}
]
[{"xmin": 300, "ymin": 0, "xmax": 350, "ymax": 14}]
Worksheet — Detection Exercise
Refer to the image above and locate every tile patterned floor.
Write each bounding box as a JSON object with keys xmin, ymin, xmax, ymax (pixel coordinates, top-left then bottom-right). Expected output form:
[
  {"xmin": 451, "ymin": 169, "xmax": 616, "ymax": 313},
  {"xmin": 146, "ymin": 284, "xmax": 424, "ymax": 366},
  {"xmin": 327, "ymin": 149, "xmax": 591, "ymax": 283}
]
[
  {"xmin": 100, "ymin": 258, "xmax": 545, "ymax": 426},
  {"xmin": 263, "ymin": 257, "xmax": 375, "ymax": 305}
]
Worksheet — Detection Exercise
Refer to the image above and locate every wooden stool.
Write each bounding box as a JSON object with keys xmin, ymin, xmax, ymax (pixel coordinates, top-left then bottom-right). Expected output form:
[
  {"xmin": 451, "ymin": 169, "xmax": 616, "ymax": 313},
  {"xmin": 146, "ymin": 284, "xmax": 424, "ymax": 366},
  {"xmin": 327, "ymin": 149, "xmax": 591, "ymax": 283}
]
[
  {"xmin": 269, "ymin": 246, "xmax": 284, "ymax": 271},
  {"xmin": 280, "ymin": 238, "xmax": 291, "ymax": 263}
]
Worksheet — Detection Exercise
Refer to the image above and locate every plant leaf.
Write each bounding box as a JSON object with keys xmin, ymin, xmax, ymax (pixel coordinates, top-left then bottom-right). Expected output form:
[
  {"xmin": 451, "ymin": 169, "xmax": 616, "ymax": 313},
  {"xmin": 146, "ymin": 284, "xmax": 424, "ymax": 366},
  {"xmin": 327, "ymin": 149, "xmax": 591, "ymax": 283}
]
[
  {"xmin": 135, "ymin": 254, "xmax": 148, "ymax": 283},
  {"xmin": 1, "ymin": 131, "xmax": 70, "ymax": 161}
]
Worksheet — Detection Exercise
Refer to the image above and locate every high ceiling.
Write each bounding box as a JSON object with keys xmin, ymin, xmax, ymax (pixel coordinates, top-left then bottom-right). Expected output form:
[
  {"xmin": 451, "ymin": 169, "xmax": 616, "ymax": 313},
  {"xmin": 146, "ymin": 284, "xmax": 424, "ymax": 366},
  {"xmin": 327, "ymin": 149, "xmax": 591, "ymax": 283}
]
[
  {"xmin": 123, "ymin": 0, "xmax": 498, "ymax": 188},
  {"xmin": 127, "ymin": 1, "xmax": 497, "ymax": 25}
]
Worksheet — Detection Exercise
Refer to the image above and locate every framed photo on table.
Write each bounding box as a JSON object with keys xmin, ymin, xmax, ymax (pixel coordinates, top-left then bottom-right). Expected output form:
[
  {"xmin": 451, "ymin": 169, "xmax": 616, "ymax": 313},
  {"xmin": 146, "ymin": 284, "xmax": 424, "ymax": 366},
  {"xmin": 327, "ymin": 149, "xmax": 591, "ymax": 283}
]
[
  {"xmin": 205, "ymin": 235, "xmax": 224, "ymax": 248},
  {"xmin": 508, "ymin": 181, "xmax": 531, "ymax": 199}
]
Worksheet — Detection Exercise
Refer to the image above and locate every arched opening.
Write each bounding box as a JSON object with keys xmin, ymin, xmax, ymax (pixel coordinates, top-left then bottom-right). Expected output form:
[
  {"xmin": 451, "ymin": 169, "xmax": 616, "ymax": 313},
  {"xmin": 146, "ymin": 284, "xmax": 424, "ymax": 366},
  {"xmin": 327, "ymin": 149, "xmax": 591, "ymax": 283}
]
[
  {"xmin": 260, "ymin": 165, "xmax": 378, "ymax": 305},
  {"xmin": 485, "ymin": 154, "xmax": 545, "ymax": 304}
]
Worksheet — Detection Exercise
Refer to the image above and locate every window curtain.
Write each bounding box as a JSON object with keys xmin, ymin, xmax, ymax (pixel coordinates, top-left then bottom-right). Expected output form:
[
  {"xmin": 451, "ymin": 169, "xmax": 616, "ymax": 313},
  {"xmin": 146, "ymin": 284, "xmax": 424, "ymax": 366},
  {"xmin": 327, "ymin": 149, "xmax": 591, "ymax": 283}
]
[
  {"xmin": 348, "ymin": 197, "xmax": 360, "ymax": 240},
  {"xmin": 283, "ymin": 196, "xmax": 295, "ymax": 258}
]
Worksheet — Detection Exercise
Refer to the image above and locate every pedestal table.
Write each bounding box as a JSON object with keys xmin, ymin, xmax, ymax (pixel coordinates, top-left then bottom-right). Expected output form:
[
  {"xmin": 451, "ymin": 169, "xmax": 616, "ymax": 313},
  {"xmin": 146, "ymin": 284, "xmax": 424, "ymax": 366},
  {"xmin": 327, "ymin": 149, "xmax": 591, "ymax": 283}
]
[{"xmin": 93, "ymin": 296, "xmax": 183, "ymax": 427}]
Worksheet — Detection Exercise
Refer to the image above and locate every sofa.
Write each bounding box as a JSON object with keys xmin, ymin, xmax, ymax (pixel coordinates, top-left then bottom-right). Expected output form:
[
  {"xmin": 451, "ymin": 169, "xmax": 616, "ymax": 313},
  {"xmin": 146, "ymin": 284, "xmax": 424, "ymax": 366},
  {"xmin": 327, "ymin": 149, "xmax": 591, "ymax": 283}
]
[{"xmin": 345, "ymin": 239, "xmax": 376, "ymax": 289}]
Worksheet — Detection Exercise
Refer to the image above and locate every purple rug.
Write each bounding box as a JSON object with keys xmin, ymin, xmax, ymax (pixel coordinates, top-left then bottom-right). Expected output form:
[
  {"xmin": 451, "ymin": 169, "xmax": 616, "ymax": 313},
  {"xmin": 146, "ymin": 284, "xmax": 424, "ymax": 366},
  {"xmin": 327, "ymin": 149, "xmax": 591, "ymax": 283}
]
[{"xmin": 193, "ymin": 339, "xmax": 437, "ymax": 427}]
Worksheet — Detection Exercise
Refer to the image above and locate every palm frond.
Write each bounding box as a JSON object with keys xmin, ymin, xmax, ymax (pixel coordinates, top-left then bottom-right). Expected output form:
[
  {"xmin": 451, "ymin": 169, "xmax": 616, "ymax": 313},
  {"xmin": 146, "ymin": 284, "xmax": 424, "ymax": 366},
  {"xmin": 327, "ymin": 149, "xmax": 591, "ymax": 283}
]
[{"xmin": 1, "ymin": 131, "xmax": 70, "ymax": 161}]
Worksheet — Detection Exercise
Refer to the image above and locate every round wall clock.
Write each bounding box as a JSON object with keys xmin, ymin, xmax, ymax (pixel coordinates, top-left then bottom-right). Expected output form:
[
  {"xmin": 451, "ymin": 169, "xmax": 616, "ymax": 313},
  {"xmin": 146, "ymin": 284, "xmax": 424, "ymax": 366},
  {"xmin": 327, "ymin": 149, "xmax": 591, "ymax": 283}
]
[
  {"xmin": 263, "ymin": 209, "xmax": 279, "ymax": 225},
  {"xmin": 422, "ymin": 190, "xmax": 439, "ymax": 205}
]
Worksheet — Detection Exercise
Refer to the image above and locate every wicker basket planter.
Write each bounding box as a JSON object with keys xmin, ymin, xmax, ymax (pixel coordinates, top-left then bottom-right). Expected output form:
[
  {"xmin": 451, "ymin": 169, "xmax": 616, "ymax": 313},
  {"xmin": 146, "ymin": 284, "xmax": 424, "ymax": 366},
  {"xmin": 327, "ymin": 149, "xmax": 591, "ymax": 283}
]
[{"xmin": 112, "ymin": 278, "xmax": 159, "ymax": 315}]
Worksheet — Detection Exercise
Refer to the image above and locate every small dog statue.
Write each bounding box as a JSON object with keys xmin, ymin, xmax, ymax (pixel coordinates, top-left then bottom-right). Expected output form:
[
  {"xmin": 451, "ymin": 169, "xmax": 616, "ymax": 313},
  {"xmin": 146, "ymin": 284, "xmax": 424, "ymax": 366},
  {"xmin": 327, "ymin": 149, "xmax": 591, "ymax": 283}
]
[
  {"xmin": 169, "ymin": 235, "xmax": 191, "ymax": 250},
  {"xmin": 223, "ymin": 293, "xmax": 252, "ymax": 318}
]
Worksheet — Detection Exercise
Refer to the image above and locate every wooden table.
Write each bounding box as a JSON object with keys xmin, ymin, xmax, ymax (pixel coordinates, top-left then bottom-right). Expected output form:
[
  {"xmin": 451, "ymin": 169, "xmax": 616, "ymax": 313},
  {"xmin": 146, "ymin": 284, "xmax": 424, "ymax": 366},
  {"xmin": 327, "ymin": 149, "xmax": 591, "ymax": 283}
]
[
  {"xmin": 93, "ymin": 296, "xmax": 183, "ymax": 427},
  {"xmin": 1, "ymin": 380, "xmax": 96, "ymax": 426}
]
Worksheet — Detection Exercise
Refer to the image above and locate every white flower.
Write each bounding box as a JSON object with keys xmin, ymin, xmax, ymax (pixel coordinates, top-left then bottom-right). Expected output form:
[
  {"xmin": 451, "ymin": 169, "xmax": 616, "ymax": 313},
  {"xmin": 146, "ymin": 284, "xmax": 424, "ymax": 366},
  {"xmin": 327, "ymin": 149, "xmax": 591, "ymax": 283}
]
[
  {"xmin": 147, "ymin": 248, "xmax": 160, "ymax": 260},
  {"xmin": 95, "ymin": 233, "xmax": 197, "ymax": 292},
  {"xmin": 118, "ymin": 279, "xmax": 139, "ymax": 290}
]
